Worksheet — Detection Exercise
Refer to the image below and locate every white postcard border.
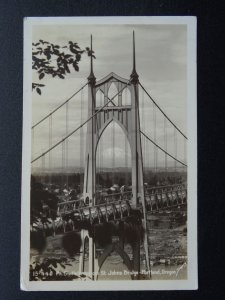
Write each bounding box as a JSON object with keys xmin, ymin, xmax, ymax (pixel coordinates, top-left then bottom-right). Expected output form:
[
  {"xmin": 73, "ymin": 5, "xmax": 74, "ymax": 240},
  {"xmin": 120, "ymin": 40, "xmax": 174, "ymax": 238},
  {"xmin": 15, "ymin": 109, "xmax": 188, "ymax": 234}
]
[{"xmin": 21, "ymin": 16, "xmax": 197, "ymax": 291}]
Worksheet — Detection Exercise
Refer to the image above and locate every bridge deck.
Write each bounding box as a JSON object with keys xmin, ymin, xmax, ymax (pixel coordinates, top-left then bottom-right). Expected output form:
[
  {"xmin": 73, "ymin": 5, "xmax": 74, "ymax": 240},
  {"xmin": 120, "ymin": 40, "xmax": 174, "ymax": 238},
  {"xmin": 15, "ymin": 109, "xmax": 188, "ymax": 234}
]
[{"xmin": 36, "ymin": 184, "xmax": 187, "ymax": 236}]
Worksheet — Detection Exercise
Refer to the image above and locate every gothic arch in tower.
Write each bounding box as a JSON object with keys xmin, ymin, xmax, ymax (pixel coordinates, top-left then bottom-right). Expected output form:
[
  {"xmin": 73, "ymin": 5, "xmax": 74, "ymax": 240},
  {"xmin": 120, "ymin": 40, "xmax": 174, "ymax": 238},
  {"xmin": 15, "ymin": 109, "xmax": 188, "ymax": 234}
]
[
  {"xmin": 96, "ymin": 89, "xmax": 104, "ymax": 107},
  {"xmin": 107, "ymin": 82, "xmax": 119, "ymax": 106}
]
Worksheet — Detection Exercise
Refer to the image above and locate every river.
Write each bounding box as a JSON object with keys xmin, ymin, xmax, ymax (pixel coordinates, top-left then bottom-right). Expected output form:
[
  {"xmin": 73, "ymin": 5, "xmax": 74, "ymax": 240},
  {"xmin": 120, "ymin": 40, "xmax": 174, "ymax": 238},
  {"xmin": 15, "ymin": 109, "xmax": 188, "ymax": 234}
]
[{"xmin": 30, "ymin": 211, "xmax": 187, "ymax": 280}]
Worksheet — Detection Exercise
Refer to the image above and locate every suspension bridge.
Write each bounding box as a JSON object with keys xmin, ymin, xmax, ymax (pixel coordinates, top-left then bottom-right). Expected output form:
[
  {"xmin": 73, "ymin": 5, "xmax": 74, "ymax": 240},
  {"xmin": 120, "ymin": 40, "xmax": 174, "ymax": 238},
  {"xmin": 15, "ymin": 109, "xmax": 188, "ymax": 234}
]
[{"xmin": 31, "ymin": 32, "xmax": 187, "ymax": 280}]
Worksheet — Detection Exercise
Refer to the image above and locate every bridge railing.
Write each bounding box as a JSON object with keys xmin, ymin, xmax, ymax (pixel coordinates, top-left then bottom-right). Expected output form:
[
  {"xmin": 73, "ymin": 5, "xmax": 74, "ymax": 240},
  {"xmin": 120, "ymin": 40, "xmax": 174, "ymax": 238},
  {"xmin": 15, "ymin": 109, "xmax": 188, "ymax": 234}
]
[
  {"xmin": 96, "ymin": 191, "xmax": 132, "ymax": 204},
  {"xmin": 56, "ymin": 186, "xmax": 186, "ymax": 216},
  {"xmin": 56, "ymin": 198, "xmax": 132, "ymax": 223},
  {"xmin": 40, "ymin": 186, "xmax": 187, "ymax": 236},
  {"xmin": 56, "ymin": 191, "xmax": 133, "ymax": 214},
  {"xmin": 57, "ymin": 198, "xmax": 84, "ymax": 214},
  {"xmin": 145, "ymin": 186, "xmax": 187, "ymax": 212},
  {"xmin": 146, "ymin": 183, "xmax": 186, "ymax": 194}
]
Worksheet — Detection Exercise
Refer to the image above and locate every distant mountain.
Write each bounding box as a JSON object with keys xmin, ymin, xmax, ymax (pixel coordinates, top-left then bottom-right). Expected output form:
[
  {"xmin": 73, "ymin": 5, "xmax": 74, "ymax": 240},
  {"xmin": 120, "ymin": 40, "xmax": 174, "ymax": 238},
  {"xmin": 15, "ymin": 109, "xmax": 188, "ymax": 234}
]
[{"xmin": 32, "ymin": 165, "xmax": 186, "ymax": 175}]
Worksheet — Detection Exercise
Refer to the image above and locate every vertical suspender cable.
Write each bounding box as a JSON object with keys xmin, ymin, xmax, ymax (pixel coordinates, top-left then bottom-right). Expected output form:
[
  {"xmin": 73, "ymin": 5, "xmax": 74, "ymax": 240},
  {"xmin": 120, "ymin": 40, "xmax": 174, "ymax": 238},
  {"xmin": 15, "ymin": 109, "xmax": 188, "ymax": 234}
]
[
  {"xmin": 97, "ymin": 91, "xmax": 101, "ymax": 189},
  {"xmin": 41, "ymin": 154, "xmax": 45, "ymax": 185},
  {"xmin": 184, "ymin": 137, "xmax": 187, "ymax": 173},
  {"xmin": 125, "ymin": 132, "xmax": 128, "ymax": 186},
  {"xmin": 112, "ymin": 118, "xmax": 115, "ymax": 185},
  {"xmin": 95, "ymin": 88, "xmax": 101, "ymax": 192},
  {"xmin": 153, "ymin": 103, "xmax": 157, "ymax": 172},
  {"xmin": 144, "ymin": 90, "xmax": 149, "ymax": 172},
  {"xmin": 49, "ymin": 115, "xmax": 52, "ymax": 187},
  {"xmin": 141, "ymin": 86, "xmax": 145, "ymax": 181},
  {"xmin": 99, "ymin": 91, "xmax": 101, "ymax": 188},
  {"xmin": 124, "ymin": 88, "xmax": 128, "ymax": 185},
  {"xmin": 61, "ymin": 140, "xmax": 65, "ymax": 189},
  {"xmin": 32, "ymin": 128, "xmax": 34, "ymax": 161},
  {"xmin": 100, "ymin": 91, "xmax": 103, "ymax": 178},
  {"xmin": 65, "ymin": 102, "xmax": 69, "ymax": 189},
  {"xmin": 99, "ymin": 125, "xmax": 101, "ymax": 189},
  {"xmin": 164, "ymin": 117, "xmax": 167, "ymax": 172},
  {"xmin": 80, "ymin": 87, "xmax": 84, "ymax": 193},
  {"xmin": 174, "ymin": 127, "xmax": 177, "ymax": 173}
]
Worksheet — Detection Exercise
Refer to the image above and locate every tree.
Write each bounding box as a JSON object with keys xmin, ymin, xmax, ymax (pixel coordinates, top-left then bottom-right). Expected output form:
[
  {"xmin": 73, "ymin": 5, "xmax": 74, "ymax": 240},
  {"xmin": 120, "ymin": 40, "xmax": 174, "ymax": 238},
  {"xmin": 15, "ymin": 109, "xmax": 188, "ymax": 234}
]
[
  {"xmin": 30, "ymin": 176, "xmax": 58, "ymax": 226},
  {"xmin": 32, "ymin": 39, "xmax": 95, "ymax": 95}
]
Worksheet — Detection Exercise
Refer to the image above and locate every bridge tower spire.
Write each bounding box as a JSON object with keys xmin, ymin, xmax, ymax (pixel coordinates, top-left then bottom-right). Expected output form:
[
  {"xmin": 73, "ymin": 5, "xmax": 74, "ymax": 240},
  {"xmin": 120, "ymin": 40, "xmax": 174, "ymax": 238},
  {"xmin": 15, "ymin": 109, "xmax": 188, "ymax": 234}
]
[
  {"xmin": 88, "ymin": 34, "xmax": 96, "ymax": 84},
  {"xmin": 131, "ymin": 30, "xmax": 139, "ymax": 83}
]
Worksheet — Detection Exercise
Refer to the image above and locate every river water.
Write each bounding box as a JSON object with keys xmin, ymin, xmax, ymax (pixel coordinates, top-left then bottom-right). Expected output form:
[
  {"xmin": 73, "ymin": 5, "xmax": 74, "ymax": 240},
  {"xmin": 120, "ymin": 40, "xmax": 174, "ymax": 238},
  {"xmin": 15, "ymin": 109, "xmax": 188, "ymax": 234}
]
[{"xmin": 30, "ymin": 211, "xmax": 187, "ymax": 280}]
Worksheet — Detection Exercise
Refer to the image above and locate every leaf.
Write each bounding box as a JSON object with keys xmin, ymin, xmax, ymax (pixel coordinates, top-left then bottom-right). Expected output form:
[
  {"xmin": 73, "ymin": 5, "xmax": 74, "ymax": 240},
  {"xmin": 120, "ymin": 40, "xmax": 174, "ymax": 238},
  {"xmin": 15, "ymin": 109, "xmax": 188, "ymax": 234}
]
[
  {"xmin": 69, "ymin": 46, "xmax": 78, "ymax": 54},
  {"xmin": 73, "ymin": 62, "xmax": 79, "ymax": 72},
  {"xmin": 60, "ymin": 263, "xmax": 66, "ymax": 269},
  {"xmin": 39, "ymin": 73, "xmax": 45, "ymax": 80},
  {"xmin": 47, "ymin": 69, "xmax": 53, "ymax": 74},
  {"xmin": 53, "ymin": 49, "xmax": 59, "ymax": 55},
  {"xmin": 65, "ymin": 54, "xmax": 72, "ymax": 59},
  {"xmin": 58, "ymin": 74, "xmax": 65, "ymax": 79},
  {"xmin": 36, "ymin": 88, "xmax": 41, "ymax": 95},
  {"xmin": 52, "ymin": 261, "xmax": 57, "ymax": 268},
  {"xmin": 76, "ymin": 54, "xmax": 81, "ymax": 61},
  {"xmin": 65, "ymin": 64, "xmax": 70, "ymax": 73}
]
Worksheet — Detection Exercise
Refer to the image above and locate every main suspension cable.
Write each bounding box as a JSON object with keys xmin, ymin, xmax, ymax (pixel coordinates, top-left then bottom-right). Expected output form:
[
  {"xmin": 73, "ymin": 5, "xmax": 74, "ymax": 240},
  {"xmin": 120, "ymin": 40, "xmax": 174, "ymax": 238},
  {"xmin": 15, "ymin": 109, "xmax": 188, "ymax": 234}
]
[
  {"xmin": 32, "ymin": 82, "xmax": 88, "ymax": 129},
  {"xmin": 31, "ymin": 80, "xmax": 131, "ymax": 164},
  {"xmin": 140, "ymin": 130, "xmax": 187, "ymax": 167},
  {"xmin": 139, "ymin": 82, "xmax": 187, "ymax": 140}
]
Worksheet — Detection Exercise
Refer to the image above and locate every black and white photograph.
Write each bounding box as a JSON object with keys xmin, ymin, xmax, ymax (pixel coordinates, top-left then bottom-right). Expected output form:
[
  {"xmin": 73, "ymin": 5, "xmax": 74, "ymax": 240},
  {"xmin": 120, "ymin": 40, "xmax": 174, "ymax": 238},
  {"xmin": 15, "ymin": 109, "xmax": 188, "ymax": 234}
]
[{"xmin": 21, "ymin": 16, "xmax": 197, "ymax": 290}]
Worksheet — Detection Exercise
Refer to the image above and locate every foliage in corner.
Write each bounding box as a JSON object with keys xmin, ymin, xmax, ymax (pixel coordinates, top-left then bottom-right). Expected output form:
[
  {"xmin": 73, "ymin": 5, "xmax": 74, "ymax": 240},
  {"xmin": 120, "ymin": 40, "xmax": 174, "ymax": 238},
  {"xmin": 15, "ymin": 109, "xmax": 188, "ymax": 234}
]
[{"xmin": 32, "ymin": 39, "xmax": 96, "ymax": 95}]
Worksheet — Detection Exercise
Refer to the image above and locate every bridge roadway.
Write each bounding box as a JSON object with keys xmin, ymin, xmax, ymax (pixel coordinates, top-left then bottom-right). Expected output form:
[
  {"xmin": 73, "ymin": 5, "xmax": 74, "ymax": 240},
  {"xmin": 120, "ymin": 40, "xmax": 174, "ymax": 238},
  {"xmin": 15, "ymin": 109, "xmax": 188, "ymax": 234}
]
[{"xmin": 45, "ymin": 184, "xmax": 187, "ymax": 235}]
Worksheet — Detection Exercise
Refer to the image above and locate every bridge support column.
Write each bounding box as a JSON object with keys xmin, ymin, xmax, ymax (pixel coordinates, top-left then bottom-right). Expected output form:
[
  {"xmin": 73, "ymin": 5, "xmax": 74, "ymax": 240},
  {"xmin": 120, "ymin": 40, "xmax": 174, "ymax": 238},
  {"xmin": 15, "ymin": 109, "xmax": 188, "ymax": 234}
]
[
  {"xmin": 119, "ymin": 221, "xmax": 125, "ymax": 250},
  {"xmin": 88, "ymin": 236, "xmax": 100, "ymax": 280},
  {"xmin": 79, "ymin": 229, "xmax": 99, "ymax": 280},
  {"xmin": 79, "ymin": 229, "xmax": 88, "ymax": 274},
  {"xmin": 88, "ymin": 236, "xmax": 94, "ymax": 279},
  {"xmin": 142, "ymin": 221, "xmax": 151, "ymax": 278},
  {"xmin": 132, "ymin": 238, "xmax": 140, "ymax": 279}
]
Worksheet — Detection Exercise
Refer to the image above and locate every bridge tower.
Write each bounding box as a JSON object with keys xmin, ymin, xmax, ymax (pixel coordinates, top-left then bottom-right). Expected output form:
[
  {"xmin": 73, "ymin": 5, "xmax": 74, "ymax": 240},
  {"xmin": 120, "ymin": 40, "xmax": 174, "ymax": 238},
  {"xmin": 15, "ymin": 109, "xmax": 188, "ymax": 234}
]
[{"xmin": 80, "ymin": 32, "xmax": 150, "ymax": 280}]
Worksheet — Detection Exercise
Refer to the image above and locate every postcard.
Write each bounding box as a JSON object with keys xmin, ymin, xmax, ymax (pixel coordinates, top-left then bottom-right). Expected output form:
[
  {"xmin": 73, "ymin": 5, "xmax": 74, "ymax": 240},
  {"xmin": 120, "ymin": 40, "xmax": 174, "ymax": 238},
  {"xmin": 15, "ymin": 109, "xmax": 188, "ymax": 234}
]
[{"xmin": 21, "ymin": 16, "xmax": 197, "ymax": 290}]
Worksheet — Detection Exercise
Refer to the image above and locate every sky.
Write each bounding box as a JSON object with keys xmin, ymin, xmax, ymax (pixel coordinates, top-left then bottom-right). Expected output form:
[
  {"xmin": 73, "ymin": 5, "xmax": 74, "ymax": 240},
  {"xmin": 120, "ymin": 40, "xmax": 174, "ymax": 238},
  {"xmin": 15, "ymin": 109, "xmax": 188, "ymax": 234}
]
[{"xmin": 31, "ymin": 23, "xmax": 187, "ymax": 171}]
